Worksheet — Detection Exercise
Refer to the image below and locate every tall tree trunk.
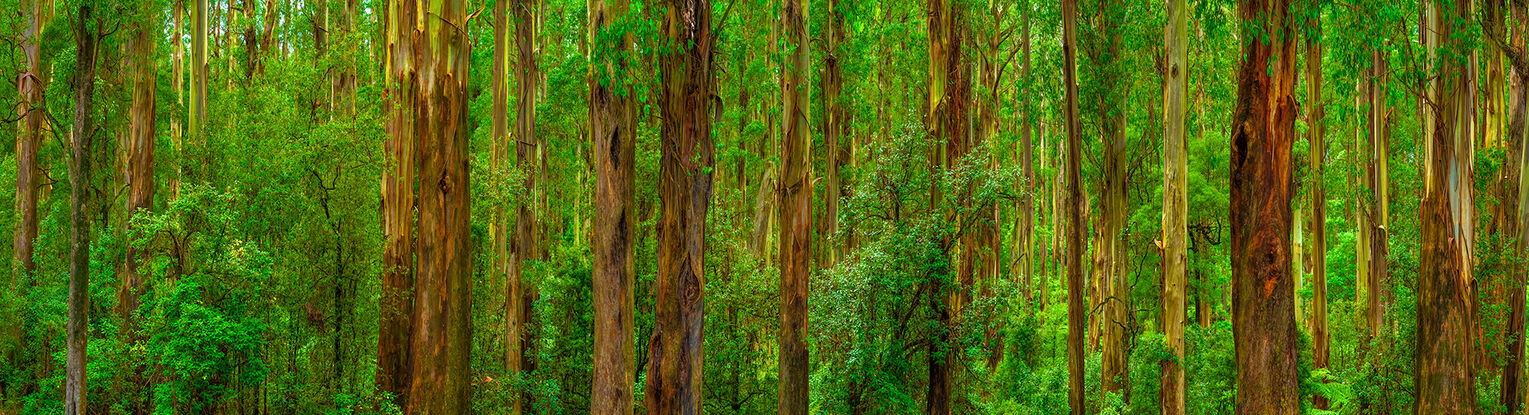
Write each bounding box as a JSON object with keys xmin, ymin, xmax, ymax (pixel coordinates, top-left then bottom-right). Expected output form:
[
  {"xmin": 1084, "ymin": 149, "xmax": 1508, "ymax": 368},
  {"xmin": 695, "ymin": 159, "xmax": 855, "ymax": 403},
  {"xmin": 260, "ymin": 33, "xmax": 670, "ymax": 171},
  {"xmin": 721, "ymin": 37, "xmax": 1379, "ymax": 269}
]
[
  {"xmin": 13, "ymin": 0, "xmax": 48, "ymax": 282},
  {"xmin": 778, "ymin": 0, "xmax": 811, "ymax": 412},
  {"xmin": 376, "ymin": 0, "xmax": 418, "ymax": 407},
  {"xmin": 492, "ymin": 0, "xmax": 523, "ymax": 413},
  {"xmin": 1507, "ymin": 74, "xmax": 1529, "ymax": 415},
  {"xmin": 926, "ymin": 0, "xmax": 967, "ymax": 411},
  {"xmin": 1159, "ymin": 0, "xmax": 1189, "ymax": 410},
  {"xmin": 192, "ymin": 0, "xmax": 207, "ymax": 181},
  {"xmin": 402, "ymin": 0, "xmax": 473, "ymax": 412},
  {"xmin": 1367, "ymin": 48, "xmax": 1390, "ymax": 339},
  {"xmin": 1416, "ymin": 0, "xmax": 1480, "ymax": 411},
  {"xmin": 119, "ymin": 10, "xmax": 157, "ymax": 332},
  {"xmin": 65, "ymin": 5, "xmax": 99, "ymax": 414},
  {"xmin": 512, "ymin": 0, "xmax": 538, "ymax": 409},
  {"xmin": 823, "ymin": 0, "xmax": 844, "ymax": 269},
  {"xmin": 1229, "ymin": 0, "xmax": 1300, "ymax": 412},
  {"xmin": 1019, "ymin": 2, "xmax": 1034, "ymax": 307},
  {"xmin": 644, "ymin": 0, "xmax": 713, "ymax": 411},
  {"xmin": 1305, "ymin": 12, "xmax": 1330, "ymax": 411},
  {"xmin": 590, "ymin": 0, "xmax": 636, "ymax": 411},
  {"xmin": 1063, "ymin": 0, "xmax": 1087, "ymax": 411}
]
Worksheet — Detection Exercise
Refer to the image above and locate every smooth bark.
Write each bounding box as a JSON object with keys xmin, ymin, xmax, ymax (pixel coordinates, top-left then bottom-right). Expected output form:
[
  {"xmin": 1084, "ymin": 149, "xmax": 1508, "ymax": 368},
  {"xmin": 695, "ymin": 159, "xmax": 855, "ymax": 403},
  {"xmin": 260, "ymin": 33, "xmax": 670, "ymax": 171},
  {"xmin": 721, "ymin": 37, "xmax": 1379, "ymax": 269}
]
[
  {"xmin": 1160, "ymin": 0, "xmax": 1189, "ymax": 410},
  {"xmin": 65, "ymin": 6, "xmax": 100, "ymax": 414},
  {"xmin": 778, "ymin": 0, "xmax": 811, "ymax": 411}
]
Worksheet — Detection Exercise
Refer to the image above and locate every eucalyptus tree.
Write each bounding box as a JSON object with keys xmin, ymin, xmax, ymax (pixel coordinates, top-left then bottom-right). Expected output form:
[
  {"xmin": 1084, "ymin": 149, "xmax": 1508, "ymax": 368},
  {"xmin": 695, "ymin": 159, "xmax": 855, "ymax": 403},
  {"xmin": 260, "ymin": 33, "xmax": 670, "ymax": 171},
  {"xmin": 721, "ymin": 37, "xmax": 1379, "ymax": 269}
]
[
  {"xmin": 1160, "ymin": 0, "xmax": 1189, "ymax": 409},
  {"xmin": 65, "ymin": 4, "xmax": 102, "ymax": 414},
  {"xmin": 777, "ymin": 0, "xmax": 811, "ymax": 411},
  {"xmin": 590, "ymin": 0, "xmax": 637, "ymax": 411},
  {"xmin": 1228, "ymin": 0, "xmax": 1301, "ymax": 411}
]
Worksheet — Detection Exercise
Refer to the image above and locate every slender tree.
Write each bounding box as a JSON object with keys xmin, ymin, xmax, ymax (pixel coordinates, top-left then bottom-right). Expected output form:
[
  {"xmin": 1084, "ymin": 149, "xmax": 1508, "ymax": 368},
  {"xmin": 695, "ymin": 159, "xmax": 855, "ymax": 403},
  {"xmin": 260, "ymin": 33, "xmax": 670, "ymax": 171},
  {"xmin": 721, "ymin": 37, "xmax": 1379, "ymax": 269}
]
[
  {"xmin": 492, "ymin": 0, "xmax": 524, "ymax": 412},
  {"xmin": 644, "ymin": 0, "xmax": 714, "ymax": 410},
  {"xmin": 512, "ymin": 0, "xmax": 539, "ymax": 399},
  {"xmin": 778, "ymin": 0, "xmax": 811, "ymax": 411},
  {"xmin": 590, "ymin": 0, "xmax": 636, "ymax": 411},
  {"xmin": 1229, "ymin": 0, "xmax": 1300, "ymax": 411},
  {"xmin": 65, "ymin": 5, "xmax": 101, "ymax": 414},
  {"xmin": 1415, "ymin": 0, "xmax": 1479, "ymax": 411},
  {"xmin": 1305, "ymin": 9, "xmax": 1330, "ymax": 411},
  {"xmin": 1366, "ymin": 48, "xmax": 1389, "ymax": 338},
  {"xmin": 1159, "ymin": 0, "xmax": 1189, "ymax": 409},
  {"xmin": 1063, "ymin": 0, "xmax": 1087, "ymax": 411}
]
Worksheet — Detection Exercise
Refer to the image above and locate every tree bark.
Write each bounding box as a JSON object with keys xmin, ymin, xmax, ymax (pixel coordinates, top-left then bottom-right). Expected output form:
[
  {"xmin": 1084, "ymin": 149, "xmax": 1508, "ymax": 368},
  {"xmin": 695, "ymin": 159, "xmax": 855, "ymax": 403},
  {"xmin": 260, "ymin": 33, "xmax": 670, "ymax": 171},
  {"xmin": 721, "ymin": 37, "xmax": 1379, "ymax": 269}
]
[
  {"xmin": 402, "ymin": 0, "xmax": 473, "ymax": 412},
  {"xmin": 644, "ymin": 0, "xmax": 714, "ymax": 411},
  {"xmin": 65, "ymin": 5, "xmax": 99, "ymax": 414},
  {"xmin": 12, "ymin": 0, "xmax": 48, "ymax": 282},
  {"xmin": 119, "ymin": 9, "xmax": 157, "ymax": 332},
  {"xmin": 1367, "ymin": 48, "xmax": 1390, "ymax": 339},
  {"xmin": 1064, "ymin": 0, "xmax": 1087, "ymax": 411},
  {"xmin": 590, "ymin": 0, "xmax": 636, "ymax": 412},
  {"xmin": 1159, "ymin": 0, "xmax": 1188, "ymax": 410},
  {"xmin": 1305, "ymin": 12, "xmax": 1330, "ymax": 411},
  {"xmin": 376, "ymin": 0, "xmax": 419, "ymax": 407},
  {"xmin": 1416, "ymin": 0, "xmax": 1479, "ymax": 411},
  {"xmin": 778, "ymin": 0, "xmax": 811, "ymax": 411},
  {"xmin": 823, "ymin": 0, "xmax": 844, "ymax": 269},
  {"xmin": 492, "ymin": 0, "xmax": 523, "ymax": 412},
  {"xmin": 1228, "ymin": 0, "xmax": 1300, "ymax": 412},
  {"xmin": 925, "ymin": 0, "xmax": 968, "ymax": 411}
]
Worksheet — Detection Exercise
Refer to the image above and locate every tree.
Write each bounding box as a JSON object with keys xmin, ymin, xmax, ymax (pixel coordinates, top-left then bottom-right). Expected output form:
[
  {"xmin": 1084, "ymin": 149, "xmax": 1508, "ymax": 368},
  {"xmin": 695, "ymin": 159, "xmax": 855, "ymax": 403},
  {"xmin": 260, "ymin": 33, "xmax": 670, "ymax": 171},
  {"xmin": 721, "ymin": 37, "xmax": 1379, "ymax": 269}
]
[
  {"xmin": 119, "ymin": 0, "xmax": 158, "ymax": 331},
  {"xmin": 376, "ymin": 0, "xmax": 419, "ymax": 406},
  {"xmin": 778, "ymin": 0, "xmax": 811, "ymax": 412},
  {"xmin": 13, "ymin": 0, "xmax": 49, "ymax": 282},
  {"xmin": 1228, "ymin": 0, "xmax": 1300, "ymax": 411},
  {"xmin": 65, "ymin": 4, "xmax": 101, "ymax": 414},
  {"xmin": 590, "ymin": 0, "xmax": 636, "ymax": 411},
  {"xmin": 644, "ymin": 0, "xmax": 714, "ymax": 410},
  {"xmin": 1366, "ymin": 47, "xmax": 1389, "ymax": 339},
  {"xmin": 511, "ymin": 0, "xmax": 539, "ymax": 403},
  {"xmin": 926, "ymin": 0, "xmax": 969, "ymax": 411},
  {"xmin": 1063, "ymin": 0, "xmax": 1087, "ymax": 411},
  {"xmin": 1304, "ymin": 9, "xmax": 1330, "ymax": 411},
  {"xmin": 1159, "ymin": 0, "xmax": 1189, "ymax": 410},
  {"xmin": 1415, "ymin": 0, "xmax": 1479, "ymax": 411},
  {"xmin": 398, "ymin": 0, "xmax": 474, "ymax": 412}
]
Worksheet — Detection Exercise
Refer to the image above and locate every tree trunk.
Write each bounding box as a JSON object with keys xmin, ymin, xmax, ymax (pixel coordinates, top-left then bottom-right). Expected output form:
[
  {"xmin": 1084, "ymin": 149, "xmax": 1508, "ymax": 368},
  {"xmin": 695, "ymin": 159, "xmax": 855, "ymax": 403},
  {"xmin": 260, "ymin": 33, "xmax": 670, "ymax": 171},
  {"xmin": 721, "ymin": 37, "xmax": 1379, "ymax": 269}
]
[
  {"xmin": 1229, "ymin": 0, "xmax": 1300, "ymax": 412},
  {"xmin": 1019, "ymin": 4, "xmax": 1034, "ymax": 307},
  {"xmin": 511, "ymin": 0, "xmax": 538, "ymax": 409},
  {"xmin": 119, "ymin": 9, "xmax": 157, "ymax": 332},
  {"xmin": 13, "ymin": 0, "xmax": 48, "ymax": 282},
  {"xmin": 376, "ymin": 0, "xmax": 419, "ymax": 407},
  {"xmin": 1416, "ymin": 0, "xmax": 1480, "ymax": 411},
  {"xmin": 1159, "ymin": 0, "xmax": 1189, "ymax": 410},
  {"xmin": 65, "ymin": 5, "xmax": 99, "ymax": 414},
  {"xmin": 925, "ymin": 0, "xmax": 967, "ymax": 411},
  {"xmin": 192, "ymin": 0, "xmax": 207, "ymax": 180},
  {"xmin": 644, "ymin": 0, "xmax": 714, "ymax": 411},
  {"xmin": 1504, "ymin": 74, "xmax": 1529, "ymax": 415},
  {"xmin": 1063, "ymin": 0, "xmax": 1087, "ymax": 411},
  {"xmin": 402, "ymin": 0, "xmax": 473, "ymax": 412},
  {"xmin": 1367, "ymin": 48, "xmax": 1390, "ymax": 339},
  {"xmin": 823, "ymin": 0, "xmax": 844, "ymax": 269},
  {"xmin": 492, "ymin": 0, "xmax": 523, "ymax": 412},
  {"xmin": 590, "ymin": 0, "xmax": 636, "ymax": 412},
  {"xmin": 778, "ymin": 0, "xmax": 811, "ymax": 411},
  {"xmin": 1305, "ymin": 12, "xmax": 1330, "ymax": 411}
]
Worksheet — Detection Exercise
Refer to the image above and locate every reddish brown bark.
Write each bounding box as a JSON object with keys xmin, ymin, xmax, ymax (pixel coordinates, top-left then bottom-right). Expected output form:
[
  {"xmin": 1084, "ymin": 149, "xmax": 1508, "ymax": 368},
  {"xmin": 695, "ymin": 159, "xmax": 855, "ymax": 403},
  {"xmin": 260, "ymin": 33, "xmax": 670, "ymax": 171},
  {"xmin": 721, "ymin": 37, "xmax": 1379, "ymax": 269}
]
[
  {"xmin": 1063, "ymin": 0, "xmax": 1086, "ymax": 411},
  {"xmin": 644, "ymin": 0, "xmax": 714, "ymax": 411},
  {"xmin": 590, "ymin": 0, "xmax": 636, "ymax": 411},
  {"xmin": 778, "ymin": 0, "xmax": 811, "ymax": 412},
  {"xmin": 119, "ymin": 13, "xmax": 157, "ymax": 329},
  {"xmin": 1228, "ymin": 0, "xmax": 1300, "ymax": 412}
]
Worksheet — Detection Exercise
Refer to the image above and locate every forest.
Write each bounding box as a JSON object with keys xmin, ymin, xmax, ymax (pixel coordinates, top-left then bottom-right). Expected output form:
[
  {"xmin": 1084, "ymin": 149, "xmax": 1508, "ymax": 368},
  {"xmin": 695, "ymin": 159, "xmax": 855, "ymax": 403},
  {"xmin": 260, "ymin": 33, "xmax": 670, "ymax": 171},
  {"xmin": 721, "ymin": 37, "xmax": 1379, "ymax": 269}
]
[{"xmin": 0, "ymin": 0, "xmax": 1521, "ymax": 412}]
